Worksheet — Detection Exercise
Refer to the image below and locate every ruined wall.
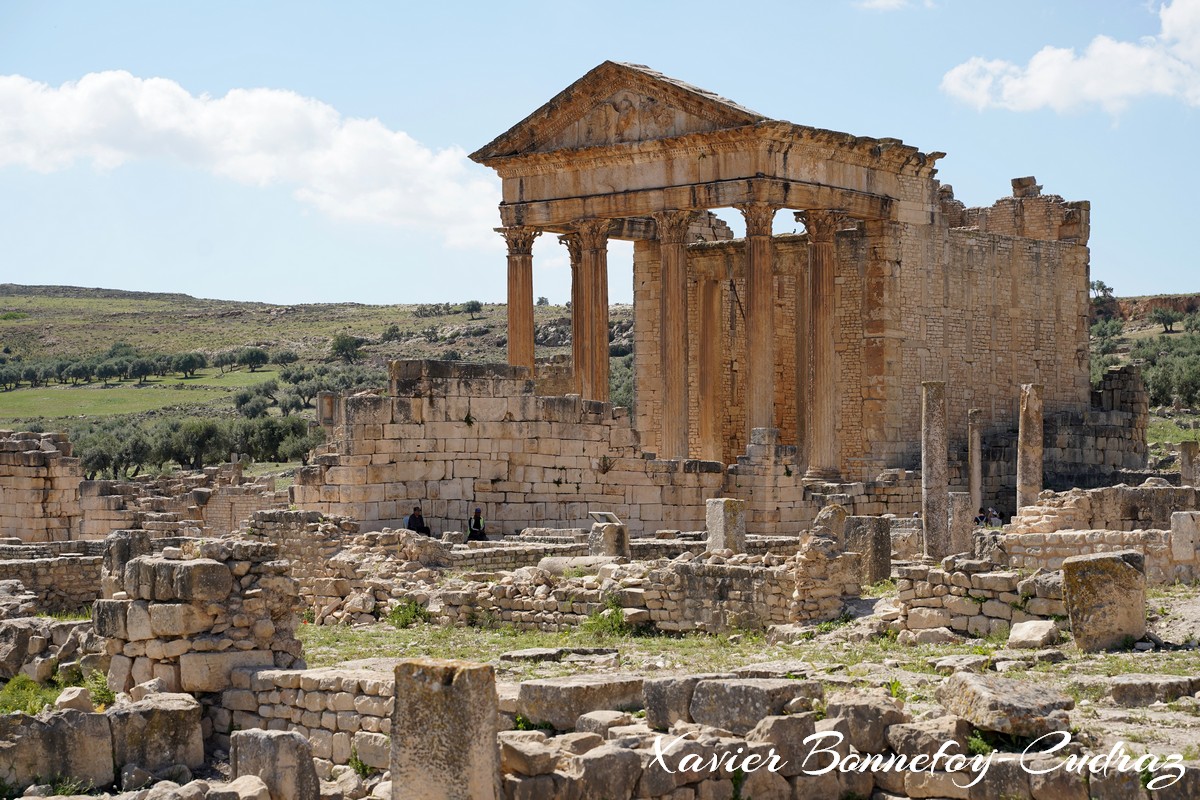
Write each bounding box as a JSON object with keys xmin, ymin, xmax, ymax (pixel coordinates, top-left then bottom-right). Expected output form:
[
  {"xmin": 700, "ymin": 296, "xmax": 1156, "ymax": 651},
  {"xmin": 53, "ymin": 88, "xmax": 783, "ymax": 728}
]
[
  {"xmin": 1010, "ymin": 481, "xmax": 1198, "ymax": 534},
  {"xmin": 93, "ymin": 534, "xmax": 304, "ymax": 703},
  {"xmin": 79, "ymin": 465, "xmax": 288, "ymax": 540},
  {"xmin": 630, "ymin": 181, "xmax": 1092, "ymax": 486},
  {"xmin": 0, "ymin": 554, "xmax": 100, "ymax": 614},
  {"xmin": 894, "ymin": 557, "xmax": 1066, "ymax": 640},
  {"xmin": 0, "ymin": 431, "xmax": 81, "ymax": 542}
]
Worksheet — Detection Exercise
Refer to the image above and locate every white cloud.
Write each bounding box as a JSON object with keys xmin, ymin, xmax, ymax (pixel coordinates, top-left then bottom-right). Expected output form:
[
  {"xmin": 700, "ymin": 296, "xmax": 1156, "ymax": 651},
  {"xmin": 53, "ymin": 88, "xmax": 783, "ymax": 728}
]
[
  {"xmin": 857, "ymin": 0, "xmax": 910, "ymax": 9},
  {"xmin": 941, "ymin": 0, "xmax": 1200, "ymax": 112},
  {"xmin": 0, "ymin": 71, "xmax": 502, "ymax": 249}
]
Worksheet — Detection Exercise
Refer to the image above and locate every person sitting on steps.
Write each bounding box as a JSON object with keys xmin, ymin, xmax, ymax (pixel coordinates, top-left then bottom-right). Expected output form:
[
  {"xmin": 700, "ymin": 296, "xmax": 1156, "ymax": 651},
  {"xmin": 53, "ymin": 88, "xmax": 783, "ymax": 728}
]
[
  {"xmin": 467, "ymin": 507, "xmax": 487, "ymax": 541},
  {"xmin": 404, "ymin": 506, "xmax": 431, "ymax": 536}
]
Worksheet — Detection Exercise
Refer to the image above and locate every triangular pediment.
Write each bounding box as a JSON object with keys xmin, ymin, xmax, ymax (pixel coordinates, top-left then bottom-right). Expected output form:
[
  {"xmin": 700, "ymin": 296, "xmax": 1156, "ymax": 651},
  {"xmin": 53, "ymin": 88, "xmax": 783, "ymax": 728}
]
[{"xmin": 471, "ymin": 62, "xmax": 769, "ymax": 163}]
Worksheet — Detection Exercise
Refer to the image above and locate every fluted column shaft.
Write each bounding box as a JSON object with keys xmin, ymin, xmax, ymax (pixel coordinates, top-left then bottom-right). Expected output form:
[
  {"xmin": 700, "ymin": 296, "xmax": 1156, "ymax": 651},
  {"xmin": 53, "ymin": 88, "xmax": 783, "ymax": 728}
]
[
  {"xmin": 802, "ymin": 210, "xmax": 841, "ymax": 480},
  {"xmin": 654, "ymin": 210, "xmax": 695, "ymax": 459},
  {"xmin": 577, "ymin": 220, "xmax": 611, "ymax": 402},
  {"xmin": 736, "ymin": 202, "xmax": 778, "ymax": 435},
  {"xmin": 558, "ymin": 233, "xmax": 585, "ymax": 395},
  {"xmin": 499, "ymin": 227, "xmax": 540, "ymax": 373}
]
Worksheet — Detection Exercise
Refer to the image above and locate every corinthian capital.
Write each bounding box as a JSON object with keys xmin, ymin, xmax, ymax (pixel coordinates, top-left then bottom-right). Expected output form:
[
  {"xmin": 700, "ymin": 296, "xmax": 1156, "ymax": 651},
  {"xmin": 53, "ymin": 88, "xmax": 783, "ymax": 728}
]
[
  {"xmin": 796, "ymin": 210, "xmax": 846, "ymax": 243},
  {"xmin": 652, "ymin": 210, "xmax": 697, "ymax": 244},
  {"xmin": 497, "ymin": 226, "xmax": 541, "ymax": 256},
  {"xmin": 734, "ymin": 202, "xmax": 778, "ymax": 237},
  {"xmin": 575, "ymin": 218, "xmax": 611, "ymax": 251},
  {"xmin": 557, "ymin": 232, "xmax": 582, "ymax": 265}
]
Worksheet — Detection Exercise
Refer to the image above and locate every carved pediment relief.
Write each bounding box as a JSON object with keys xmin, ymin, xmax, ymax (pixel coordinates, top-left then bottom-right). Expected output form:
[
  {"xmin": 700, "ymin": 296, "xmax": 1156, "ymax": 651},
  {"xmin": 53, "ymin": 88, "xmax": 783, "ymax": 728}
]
[
  {"xmin": 471, "ymin": 61, "xmax": 767, "ymax": 163},
  {"xmin": 539, "ymin": 89, "xmax": 723, "ymax": 151}
]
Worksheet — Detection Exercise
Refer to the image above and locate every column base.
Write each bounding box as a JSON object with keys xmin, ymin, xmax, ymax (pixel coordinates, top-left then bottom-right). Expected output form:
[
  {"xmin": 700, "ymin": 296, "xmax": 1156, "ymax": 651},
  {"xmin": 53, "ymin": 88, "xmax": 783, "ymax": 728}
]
[{"xmin": 803, "ymin": 466, "xmax": 841, "ymax": 482}]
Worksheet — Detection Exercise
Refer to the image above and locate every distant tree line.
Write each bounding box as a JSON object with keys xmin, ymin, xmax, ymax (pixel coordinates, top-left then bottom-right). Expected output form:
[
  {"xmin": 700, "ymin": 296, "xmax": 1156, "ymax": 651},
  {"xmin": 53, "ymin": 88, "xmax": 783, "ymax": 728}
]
[
  {"xmin": 0, "ymin": 342, "xmax": 303, "ymax": 391},
  {"xmin": 71, "ymin": 415, "xmax": 326, "ymax": 479}
]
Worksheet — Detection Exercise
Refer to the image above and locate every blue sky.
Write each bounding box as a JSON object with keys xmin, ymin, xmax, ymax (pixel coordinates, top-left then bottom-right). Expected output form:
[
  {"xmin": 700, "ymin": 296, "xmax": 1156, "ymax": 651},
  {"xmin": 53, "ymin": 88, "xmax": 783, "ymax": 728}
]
[{"xmin": 1, "ymin": 0, "xmax": 1196, "ymax": 304}]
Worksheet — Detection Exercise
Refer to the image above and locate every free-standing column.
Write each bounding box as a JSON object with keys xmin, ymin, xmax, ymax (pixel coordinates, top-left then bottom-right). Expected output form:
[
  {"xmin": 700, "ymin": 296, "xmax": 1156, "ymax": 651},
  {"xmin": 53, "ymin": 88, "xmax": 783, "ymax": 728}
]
[
  {"xmin": 654, "ymin": 210, "xmax": 695, "ymax": 459},
  {"xmin": 967, "ymin": 408, "xmax": 983, "ymax": 513},
  {"xmin": 698, "ymin": 278, "xmax": 723, "ymax": 461},
  {"xmin": 922, "ymin": 381, "xmax": 949, "ymax": 560},
  {"xmin": 794, "ymin": 253, "xmax": 810, "ymax": 473},
  {"xmin": 577, "ymin": 219, "xmax": 611, "ymax": 402},
  {"xmin": 498, "ymin": 226, "xmax": 540, "ymax": 373},
  {"xmin": 1182, "ymin": 440, "xmax": 1199, "ymax": 487},
  {"xmin": 735, "ymin": 202, "xmax": 778, "ymax": 435},
  {"xmin": 802, "ymin": 210, "xmax": 841, "ymax": 480},
  {"xmin": 1017, "ymin": 384, "xmax": 1044, "ymax": 511},
  {"xmin": 558, "ymin": 233, "xmax": 584, "ymax": 395}
]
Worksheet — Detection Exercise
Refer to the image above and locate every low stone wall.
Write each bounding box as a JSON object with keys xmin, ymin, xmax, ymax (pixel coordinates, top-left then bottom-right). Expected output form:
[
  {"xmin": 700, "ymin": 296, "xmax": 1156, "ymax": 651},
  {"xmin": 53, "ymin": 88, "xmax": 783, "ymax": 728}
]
[
  {"xmin": 93, "ymin": 533, "xmax": 304, "ymax": 708},
  {"xmin": 895, "ymin": 556, "xmax": 1066, "ymax": 640},
  {"xmin": 79, "ymin": 464, "xmax": 287, "ymax": 540},
  {"xmin": 0, "ymin": 430, "xmax": 81, "ymax": 542},
  {"xmin": 0, "ymin": 554, "xmax": 101, "ymax": 614},
  {"xmin": 220, "ymin": 666, "xmax": 394, "ymax": 769},
  {"xmin": 1001, "ymin": 511, "xmax": 1200, "ymax": 584},
  {"xmin": 1011, "ymin": 480, "xmax": 1198, "ymax": 533}
]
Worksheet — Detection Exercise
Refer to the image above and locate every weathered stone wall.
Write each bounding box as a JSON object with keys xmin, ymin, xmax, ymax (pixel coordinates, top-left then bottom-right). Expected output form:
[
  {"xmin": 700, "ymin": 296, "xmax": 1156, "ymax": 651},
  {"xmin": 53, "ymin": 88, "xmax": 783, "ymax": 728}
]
[
  {"xmin": 0, "ymin": 431, "xmax": 81, "ymax": 542},
  {"xmin": 630, "ymin": 181, "xmax": 1093, "ymax": 486},
  {"xmin": 1001, "ymin": 512, "xmax": 1200, "ymax": 584},
  {"xmin": 0, "ymin": 554, "xmax": 100, "ymax": 614},
  {"xmin": 1010, "ymin": 481, "xmax": 1198, "ymax": 534},
  {"xmin": 0, "ymin": 616, "xmax": 106, "ymax": 682},
  {"xmin": 894, "ymin": 557, "xmax": 1066, "ymax": 640},
  {"xmin": 298, "ymin": 361, "xmax": 923, "ymax": 536},
  {"xmin": 79, "ymin": 464, "xmax": 288, "ymax": 540},
  {"xmin": 93, "ymin": 533, "xmax": 304, "ymax": 706}
]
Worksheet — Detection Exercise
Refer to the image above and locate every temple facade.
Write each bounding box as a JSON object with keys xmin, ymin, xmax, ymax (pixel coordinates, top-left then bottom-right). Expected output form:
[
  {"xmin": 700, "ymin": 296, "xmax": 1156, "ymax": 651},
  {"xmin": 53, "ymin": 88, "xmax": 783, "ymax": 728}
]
[{"xmin": 294, "ymin": 62, "xmax": 1145, "ymax": 535}]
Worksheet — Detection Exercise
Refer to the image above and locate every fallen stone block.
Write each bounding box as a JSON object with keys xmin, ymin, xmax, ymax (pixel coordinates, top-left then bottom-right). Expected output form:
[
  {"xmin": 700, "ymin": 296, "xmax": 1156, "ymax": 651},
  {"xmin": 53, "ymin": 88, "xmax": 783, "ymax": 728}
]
[
  {"xmin": 109, "ymin": 693, "xmax": 205, "ymax": 773},
  {"xmin": 689, "ymin": 678, "xmax": 823, "ymax": 735},
  {"xmin": 1062, "ymin": 550, "xmax": 1146, "ymax": 652},
  {"xmin": 936, "ymin": 672, "xmax": 1073, "ymax": 738},
  {"xmin": 516, "ymin": 674, "xmax": 643, "ymax": 731},
  {"xmin": 642, "ymin": 673, "xmax": 732, "ymax": 731},
  {"xmin": 0, "ymin": 709, "xmax": 114, "ymax": 790},
  {"xmin": 1007, "ymin": 620, "xmax": 1060, "ymax": 650},
  {"xmin": 231, "ymin": 729, "xmax": 319, "ymax": 800},
  {"xmin": 825, "ymin": 689, "xmax": 909, "ymax": 754},
  {"xmin": 209, "ymin": 775, "xmax": 272, "ymax": 800},
  {"xmin": 1108, "ymin": 674, "xmax": 1199, "ymax": 707}
]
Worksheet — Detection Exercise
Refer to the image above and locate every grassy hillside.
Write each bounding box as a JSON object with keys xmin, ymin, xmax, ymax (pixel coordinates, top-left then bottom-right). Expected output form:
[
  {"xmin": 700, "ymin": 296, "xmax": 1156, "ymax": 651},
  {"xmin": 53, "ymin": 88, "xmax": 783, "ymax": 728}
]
[{"xmin": 0, "ymin": 284, "xmax": 633, "ymax": 427}]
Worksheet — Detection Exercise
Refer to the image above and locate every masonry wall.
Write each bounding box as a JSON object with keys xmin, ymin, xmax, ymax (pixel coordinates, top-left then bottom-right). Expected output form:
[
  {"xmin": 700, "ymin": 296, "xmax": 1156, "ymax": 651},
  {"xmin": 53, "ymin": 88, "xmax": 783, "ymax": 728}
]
[
  {"xmin": 0, "ymin": 431, "xmax": 81, "ymax": 542},
  {"xmin": 79, "ymin": 465, "xmax": 288, "ymax": 540},
  {"xmin": 630, "ymin": 183, "xmax": 1093, "ymax": 488},
  {"xmin": 0, "ymin": 554, "xmax": 100, "ymax": 613},
  {"xmin": 296, "ymin": 361, "xmax": 923, "ymax": 537}
]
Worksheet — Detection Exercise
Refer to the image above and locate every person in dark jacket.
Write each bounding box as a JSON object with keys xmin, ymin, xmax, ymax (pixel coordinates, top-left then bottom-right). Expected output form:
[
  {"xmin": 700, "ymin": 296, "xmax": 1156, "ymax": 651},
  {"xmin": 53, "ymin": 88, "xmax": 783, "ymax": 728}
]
[
  {"xmin": 405, "ymin": 506, "xmax": 431, "ymax": 536},
  {"xmin": 467, "ymin": 507, "xmax": 487, "ymax": 541}
]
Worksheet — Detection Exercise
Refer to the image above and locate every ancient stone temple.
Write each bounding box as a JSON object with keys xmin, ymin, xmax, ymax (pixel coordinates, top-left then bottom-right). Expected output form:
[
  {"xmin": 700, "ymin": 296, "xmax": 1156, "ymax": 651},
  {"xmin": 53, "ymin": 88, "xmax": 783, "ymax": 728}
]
[{"xmin": 294, "ymin": 62, "xmax": 1145, "ymax": 535}]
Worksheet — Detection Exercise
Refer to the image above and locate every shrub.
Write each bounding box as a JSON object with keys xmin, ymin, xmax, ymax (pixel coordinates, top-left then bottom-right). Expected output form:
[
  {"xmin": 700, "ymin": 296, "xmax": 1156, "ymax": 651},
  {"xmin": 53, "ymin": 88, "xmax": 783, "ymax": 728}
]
[{"xmin": 387, "ymin": 599, "xmax": 431, "ymax": 629}]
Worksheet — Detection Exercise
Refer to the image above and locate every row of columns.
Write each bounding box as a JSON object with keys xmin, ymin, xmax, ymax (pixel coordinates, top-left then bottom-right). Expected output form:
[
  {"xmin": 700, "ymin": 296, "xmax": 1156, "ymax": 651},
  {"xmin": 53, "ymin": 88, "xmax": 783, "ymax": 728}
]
[
  {"xmin": 921, "ymin": 381, "xmax": 1044, "ymax": 560},
  {"xmin": 498, "ymin": 204, "xmax": 845, "ymax": 467}
]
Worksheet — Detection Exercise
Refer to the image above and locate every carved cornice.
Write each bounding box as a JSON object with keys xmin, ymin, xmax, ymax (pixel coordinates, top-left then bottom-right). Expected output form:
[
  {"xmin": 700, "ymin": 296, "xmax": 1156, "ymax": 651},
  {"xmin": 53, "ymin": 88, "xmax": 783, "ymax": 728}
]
[
  {"xmin": 735, "ymin": 202, "xmax": 779, "ymax": 237},
  {"xmin": 652, "ymin": 210, "xmax": 697, "ymax": 244},
  {"xmin": 575, "ymin": 219, "xmax": 611, "ymax": 251},
  {"xmin": 557, "ymin": 232, "xmax": 582, "ymax": 265},
  {"xmin": 496, "ymin": 226, "xmax": 541, "ymax": 256},
  {"xmin": 797, "ymin": 210, "xmax": 846, "ymax": 243}
]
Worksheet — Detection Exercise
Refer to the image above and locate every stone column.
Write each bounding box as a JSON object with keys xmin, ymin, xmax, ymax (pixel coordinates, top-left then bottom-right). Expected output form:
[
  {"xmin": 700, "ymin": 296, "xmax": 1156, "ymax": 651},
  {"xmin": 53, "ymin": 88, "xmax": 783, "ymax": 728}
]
[
  {"xmin": 498, "ymin": 226, "xmax": 540, "ymax": 373},
  {"xmin": 698, "ymin": 279, "xmax": 723, "ymax": 461},
  {"xmin": 921, "ymin": 381, "xmax": 949, "ymax": 560},
  {"xmin": 392, "ymin": 659, "xmax": 500, "ymax": 800},
  {"xmin": 558, "ymin": 233, "xmax": 584, "ymax": 395},
  {"xmin": 1180, "ymin": 441, "xmax": 1198, "ymax": 487},
  {"xmin": 588, "ymin": 522, "xmax": 630, "ymax": 558},
  {"xmin": 844, "ymin": 516, "xmax": 891, "ymax": 585},
  {"xmin": 1016, "ymin": 384, "xmax": 1044, "ymax": 512},
  {"xmin": 794, "ymin": 251, "xmax": 810, "ymax": 472},
  {"xmin": 948, "ymin": 491, "xmax": 974, "ymax": 557},
  {"xmin": 736, "ymin": 202, "xmax": 778, "ymax": 436},
  {"xmin": 654, "ymin": 210, "xmax": 696, "ymax": 459},
  {"xmin": 577, "ymin": 219, "xmax": 611, "ymax": 402},
  {"xmin": 706, "ymin": 498, "xmax": 746, "ymax": 552},
  {"xmin": 967, "ymin": 408, "xmax": 983, "ymax": 515},
  {"xmin": 802, "ymin": 210, "xmax": 841, "ymax": 480}
]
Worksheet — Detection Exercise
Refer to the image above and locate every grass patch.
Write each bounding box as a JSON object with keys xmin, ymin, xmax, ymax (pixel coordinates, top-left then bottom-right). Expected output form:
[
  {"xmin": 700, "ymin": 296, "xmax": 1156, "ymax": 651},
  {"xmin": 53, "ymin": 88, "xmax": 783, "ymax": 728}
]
[
  {"xmin": 0, "ymin": 675, "xmax": 61, "ymax": 715},
  {"xmin": 386, "ymin": 599, "xmax": 431, "ymax": 629},
  {"xmin": 862, "ymin": 579, "xmax": 896, "ymax": 598},
  {"xmin": 1148, "ymin": 416, "xmax": 1200, "ymax": 446}
]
